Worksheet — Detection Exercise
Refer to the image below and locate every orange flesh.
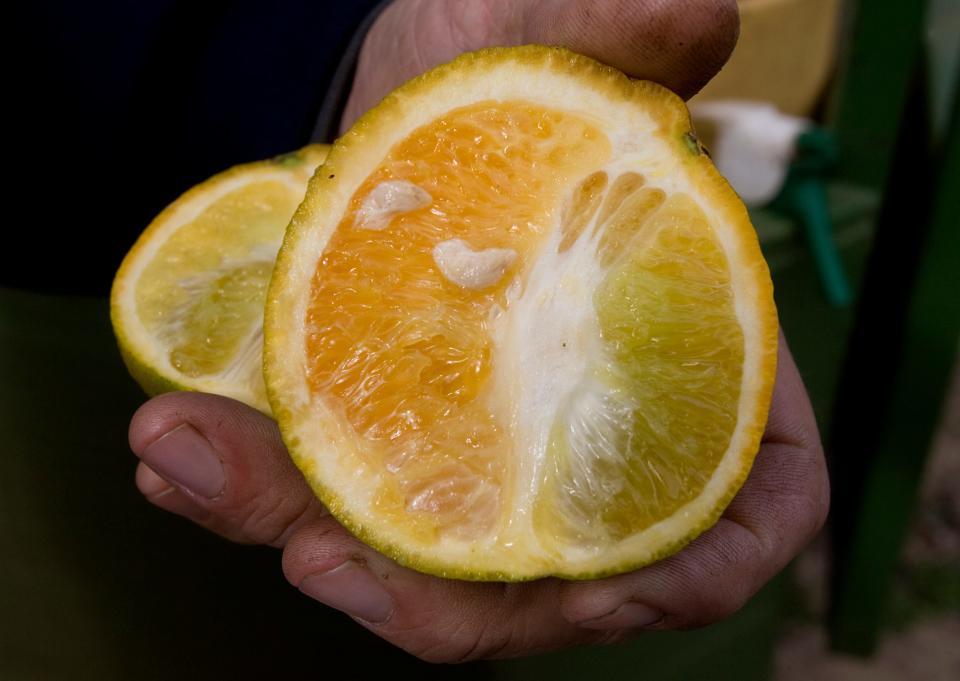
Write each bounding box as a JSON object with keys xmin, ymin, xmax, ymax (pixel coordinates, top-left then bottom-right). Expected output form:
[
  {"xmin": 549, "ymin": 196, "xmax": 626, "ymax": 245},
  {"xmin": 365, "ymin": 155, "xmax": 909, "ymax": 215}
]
[
  {"xmin": 305, "ymin": 102, "xmax": 611, "ymax": 538},
  {"xmin": 304, "ymin": 102, "xmax": 744, "ymax": 548}
]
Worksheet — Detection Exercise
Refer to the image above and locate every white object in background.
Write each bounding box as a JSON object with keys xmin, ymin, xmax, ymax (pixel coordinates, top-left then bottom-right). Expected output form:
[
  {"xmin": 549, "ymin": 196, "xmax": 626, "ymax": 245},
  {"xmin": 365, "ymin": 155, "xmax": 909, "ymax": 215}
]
[{"xmin": 691, "ymin": 100, "xmax": 812, "ymax": 207}]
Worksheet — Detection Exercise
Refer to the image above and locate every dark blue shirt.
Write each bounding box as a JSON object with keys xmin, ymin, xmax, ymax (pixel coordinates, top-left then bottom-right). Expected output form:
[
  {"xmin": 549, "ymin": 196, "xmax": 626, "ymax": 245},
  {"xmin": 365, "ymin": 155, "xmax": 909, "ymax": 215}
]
[{"xmin": 13, "ymin": 1, "xmax": 381, "ymax": 294}]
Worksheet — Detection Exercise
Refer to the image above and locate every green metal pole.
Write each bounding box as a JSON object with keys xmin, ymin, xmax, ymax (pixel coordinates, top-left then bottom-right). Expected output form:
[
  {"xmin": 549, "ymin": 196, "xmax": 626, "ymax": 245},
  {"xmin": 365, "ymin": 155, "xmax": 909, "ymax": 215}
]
[
  {"xmin": 828, "ymin": 67, "xmax": 960, "ymax": 654},
  {"xmin": 829, "ymin": 0, "xmax": 928, "ymax": 190}
]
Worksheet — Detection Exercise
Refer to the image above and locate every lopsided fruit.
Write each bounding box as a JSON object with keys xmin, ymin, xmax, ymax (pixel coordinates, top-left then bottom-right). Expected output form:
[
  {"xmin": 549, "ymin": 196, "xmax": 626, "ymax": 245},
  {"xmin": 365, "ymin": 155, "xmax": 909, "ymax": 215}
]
[{"xmin": 111, "ymin": 144, "xmax": 329, "ymax": 413}]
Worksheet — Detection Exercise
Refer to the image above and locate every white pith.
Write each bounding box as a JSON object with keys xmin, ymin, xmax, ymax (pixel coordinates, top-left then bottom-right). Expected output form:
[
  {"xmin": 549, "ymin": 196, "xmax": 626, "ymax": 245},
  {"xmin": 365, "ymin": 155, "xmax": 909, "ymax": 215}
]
[{"xmin": 268, "ymin": 56, "xmax": 772, "ymax": 576}]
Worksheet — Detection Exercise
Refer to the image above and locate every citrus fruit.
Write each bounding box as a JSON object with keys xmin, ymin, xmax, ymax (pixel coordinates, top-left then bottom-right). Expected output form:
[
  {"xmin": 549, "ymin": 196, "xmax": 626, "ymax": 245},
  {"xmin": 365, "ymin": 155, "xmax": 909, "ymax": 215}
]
[
  {"xmin": 266, "ymin": 46, "xmax": 778, "ymax": 580},
  {"xmin": 111, "ymin": 144, "xmax": 329, "ymax": 413}
]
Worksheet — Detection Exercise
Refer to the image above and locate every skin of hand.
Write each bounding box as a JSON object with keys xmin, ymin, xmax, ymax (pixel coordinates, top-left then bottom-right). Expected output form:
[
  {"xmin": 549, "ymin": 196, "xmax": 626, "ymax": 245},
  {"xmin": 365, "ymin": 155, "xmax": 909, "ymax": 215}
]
[{"xmin": 129, "ymin": 0, "xmax": 830, "ymax": 663}]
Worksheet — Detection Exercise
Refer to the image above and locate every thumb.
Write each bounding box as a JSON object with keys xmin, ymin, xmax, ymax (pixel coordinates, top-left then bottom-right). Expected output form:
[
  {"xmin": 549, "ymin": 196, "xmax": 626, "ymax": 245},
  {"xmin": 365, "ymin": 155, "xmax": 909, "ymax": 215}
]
[{"xmin": 129, "ymin": 391, "xmax": 326, "ymax": 547}]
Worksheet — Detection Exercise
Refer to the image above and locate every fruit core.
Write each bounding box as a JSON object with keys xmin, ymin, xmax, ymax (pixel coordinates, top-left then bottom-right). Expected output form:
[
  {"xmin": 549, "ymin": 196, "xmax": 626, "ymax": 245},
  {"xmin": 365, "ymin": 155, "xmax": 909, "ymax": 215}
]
[{"xmin": 303, "ymin": 101, "xmax": 744, "ymax": 551}]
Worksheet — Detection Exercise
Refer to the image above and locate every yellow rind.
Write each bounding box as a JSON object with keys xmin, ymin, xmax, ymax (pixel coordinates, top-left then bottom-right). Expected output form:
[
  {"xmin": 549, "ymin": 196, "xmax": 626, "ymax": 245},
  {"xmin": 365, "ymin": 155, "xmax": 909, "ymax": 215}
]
[
  {"xmin": 265, "ymin": 46, "xmax": 778, "ymax": 580},
  {"xmin": 111, "ymin": 143, "xmax": 330, "ymax": 414}
]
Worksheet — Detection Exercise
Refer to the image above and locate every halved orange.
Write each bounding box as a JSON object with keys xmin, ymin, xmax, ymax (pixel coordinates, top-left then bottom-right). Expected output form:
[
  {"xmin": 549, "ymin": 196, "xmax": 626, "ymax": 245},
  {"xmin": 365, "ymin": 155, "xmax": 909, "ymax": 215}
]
[
  {"xmin": 111, "ymin": 144, "xmax": 329, "ymax": 413},
  {"xmin": 266, "ymin": 47, "xmax": 778, "ymax": 579}
]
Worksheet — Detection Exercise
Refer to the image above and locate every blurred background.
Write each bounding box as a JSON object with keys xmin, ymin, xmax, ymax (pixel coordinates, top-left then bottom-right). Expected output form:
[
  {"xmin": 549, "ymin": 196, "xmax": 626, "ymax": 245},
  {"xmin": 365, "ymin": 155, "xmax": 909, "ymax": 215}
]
[{"xmin": 3, "ymin": 0, "xmax": 957, "ymax": 678}]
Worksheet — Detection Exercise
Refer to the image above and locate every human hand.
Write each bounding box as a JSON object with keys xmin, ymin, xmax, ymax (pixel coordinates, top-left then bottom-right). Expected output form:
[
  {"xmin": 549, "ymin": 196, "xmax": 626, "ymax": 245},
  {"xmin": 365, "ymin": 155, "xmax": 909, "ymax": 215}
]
[
  {"xmin": 129, "ymin": 0, "xmax": 829, "ymax": 662},
  {"xmin": 341, "ymin": 0, "xmax": 740, "ymax": 130},
  {"xmin": 130, "ymin": 333, "xmax": 827, "ymax": 660}
]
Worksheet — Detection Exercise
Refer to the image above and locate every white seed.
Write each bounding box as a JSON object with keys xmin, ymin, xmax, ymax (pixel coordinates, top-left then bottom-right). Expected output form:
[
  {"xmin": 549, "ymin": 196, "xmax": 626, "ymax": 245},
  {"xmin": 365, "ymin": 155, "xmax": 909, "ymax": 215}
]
[
  {"xmin": 432, "ymin": 239, "xmax": 517, "ymax": 290},
  {"xmin": 354, "ymin": 180, "xmax": 432, "ymax": 230}
]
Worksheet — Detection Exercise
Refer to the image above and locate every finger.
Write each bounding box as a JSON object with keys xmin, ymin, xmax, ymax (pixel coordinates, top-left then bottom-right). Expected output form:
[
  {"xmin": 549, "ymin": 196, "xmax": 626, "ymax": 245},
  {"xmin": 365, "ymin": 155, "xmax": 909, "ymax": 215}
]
[
  {"xmin": 523, "ymin": 0, "xmax": 740, "ymax": 99},
  {"xmin": 282, "ymin": 517, "xmax": 616, "ymax": 663},
  {"xmin": 559, "ymin": 333, "xmax": 830, "ymax": 630},
  {"xmin": 342, "ymin": 0, "xmax": 739, "ymax": 128},
  {"xmin": 135, "ymin": 461, "xmax": 211, "ymax": 524},
  {"xmin": 724, "ymin": 331, "xmax": 830, "ymax": 560},
  {"xmin": 129, "ymin": 392, "xmax": 327, "ymax": 547}
]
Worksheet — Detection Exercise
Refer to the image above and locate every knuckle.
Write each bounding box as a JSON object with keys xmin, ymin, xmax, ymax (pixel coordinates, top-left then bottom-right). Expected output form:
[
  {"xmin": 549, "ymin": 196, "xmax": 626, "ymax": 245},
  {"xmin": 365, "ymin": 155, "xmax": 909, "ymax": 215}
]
[
  {"xmin": 672, "ymin": 525, "xmax": 759, "ymax": 626},
  {"xmin": 792, "ymin": 486, "xmax": 830, "ymax": 545},
  {"xmin": 403, "ymin": 617, "xmax": 503, "ymax": 664},
  {"xmin": 399, "ymin": 588, "xmax": 526, "ymax": 663},
  {"xmin": 685, "ymin": 581, "xmax": 751, "ymax": 627},
  {"xmin": 747, "ymin": 440, "xmax": 830, "ymax": 550},
  {"xmin": 784, "ymin": 446, "xmax": 831, "ymax": 545},
  {"xmin": 238, "ymin": 493, "xmax": 312, "ymax": 547},
  {"xmin": 235, "ymin": 492, "xmax": 285, "ymax": 537},
  {"xmin": 280, "ymin": 520, "xmax": 346, "ymax": 586}
]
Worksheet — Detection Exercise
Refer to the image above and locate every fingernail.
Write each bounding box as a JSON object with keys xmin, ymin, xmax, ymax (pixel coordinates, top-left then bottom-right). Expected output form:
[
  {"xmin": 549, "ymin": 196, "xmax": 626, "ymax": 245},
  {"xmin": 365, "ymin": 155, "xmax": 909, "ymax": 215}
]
[
  {"xmin": 299, "ymin": 560, "xmax": 394, "ymax": 625},
  {"xmin": 136, "ymin": 464, "xmax": 212, "ymax": 523},
  {"xmin": 578, "ymin": 602, "xmax": 664, "ymax": 630},
  {"xmin": 135, "ymin": 462, "xmax": 174, "ymax": 497},
  {"xmin": 140, "ymin": 423, "xmax": 225, "ymax": 499}
]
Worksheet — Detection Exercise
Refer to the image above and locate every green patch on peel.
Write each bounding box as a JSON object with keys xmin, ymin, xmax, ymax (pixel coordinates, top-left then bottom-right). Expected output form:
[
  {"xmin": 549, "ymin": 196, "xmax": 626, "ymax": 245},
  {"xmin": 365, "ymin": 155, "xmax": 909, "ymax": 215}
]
[
  {"xmin": 683, "ymin": 131, "xmax": 701, "ymax": 156},
  {"xmin": 274, "ymin": 151, "xmax": 303, "ymax": 166}
]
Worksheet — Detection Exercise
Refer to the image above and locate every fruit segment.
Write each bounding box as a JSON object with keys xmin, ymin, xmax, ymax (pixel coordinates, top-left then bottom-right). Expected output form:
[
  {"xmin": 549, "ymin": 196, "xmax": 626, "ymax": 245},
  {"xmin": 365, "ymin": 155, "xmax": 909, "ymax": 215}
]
[
  {"xmin": 135, "ymin": 180, "xmax": 302, "ymax": 386},
  {"xmin": 113, "ymin": 143, "xmax": 328, "ymax": 413},
  {"xmin": 535, "ymin": 194, "xmax": 744, "ymax": 552},
  {"xmin": 166, "ymin": 261, "xmax": 273, "ymax": 379},
  {"xmin": 304, "ymin": 101, "xmax": 611, "ymax": 540},
  {"xmin": 303, "ymin": 96, "xmax": 747, "ymax": 556}
]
